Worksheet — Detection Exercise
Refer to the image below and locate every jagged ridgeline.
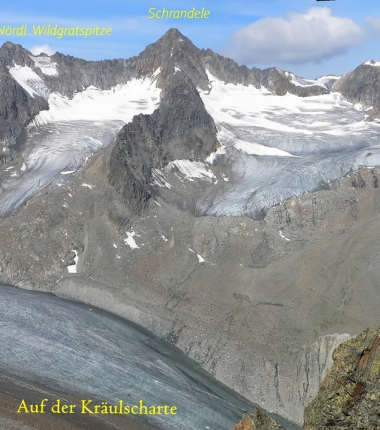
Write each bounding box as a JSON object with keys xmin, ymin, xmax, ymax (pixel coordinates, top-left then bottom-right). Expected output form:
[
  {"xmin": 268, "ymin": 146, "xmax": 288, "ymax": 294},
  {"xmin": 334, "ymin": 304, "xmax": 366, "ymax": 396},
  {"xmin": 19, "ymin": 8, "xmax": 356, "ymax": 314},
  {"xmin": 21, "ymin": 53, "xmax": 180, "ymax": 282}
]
[{"xmin": 0, "ymin": 28, "xmax": 329, "ymax": 166}]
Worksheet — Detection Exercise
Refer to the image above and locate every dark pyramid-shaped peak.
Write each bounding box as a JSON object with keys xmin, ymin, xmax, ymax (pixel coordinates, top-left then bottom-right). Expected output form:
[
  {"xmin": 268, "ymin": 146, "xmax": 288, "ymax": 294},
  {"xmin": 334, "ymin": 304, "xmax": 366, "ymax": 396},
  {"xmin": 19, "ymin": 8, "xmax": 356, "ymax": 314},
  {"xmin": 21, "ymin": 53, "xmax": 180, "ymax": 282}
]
[
  {"xmin": 136, "ymin": 28, "xmax": 210, "ymax": 90},
  {"xmin": 154, "ymin": 28, "xmax": 196, "ymax": 53},
  {"xmin": 158, "ymin": 28, "xmax": 189, "ymax": 45}
]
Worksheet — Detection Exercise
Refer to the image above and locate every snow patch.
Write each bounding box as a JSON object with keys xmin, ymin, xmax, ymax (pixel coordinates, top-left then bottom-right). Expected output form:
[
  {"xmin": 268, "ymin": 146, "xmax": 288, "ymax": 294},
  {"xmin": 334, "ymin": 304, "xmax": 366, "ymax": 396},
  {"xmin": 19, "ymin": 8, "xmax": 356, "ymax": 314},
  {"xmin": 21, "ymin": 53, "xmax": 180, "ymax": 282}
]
[
  {"xmin": 206, "ymin": 145, "xmax": 227, "ymax": 164},
  {"xmin": 67, "ymin": 250, "xmax": 79, "ymax": 273},
  {"xmin": 168, "ymin": 160, "xmax": 216, "ymax": 181},
  {"xmin": 31, "ymin": 77, "xmax": 161, "ymax": 126},
  {"xmin": 30, "ymin": 55, "xmax": 58, "ymax": 76},
  {"xmin": 279, "ymin": 231, "xmax": 290, "ymax": 241},
  {"xmin": 364, "ymin": 60, "xmax": 380, "ymax": 67},
  {"xmin": 152, "ymin": 169, "xmax": 172, "ymax": 189},
  {"xmin": 124, "ymin": 231, "xmax": 139, "ymax": 249},
  {"xmin": 9, "ymin": 64, "xmax": 50, "ymax": 99}
]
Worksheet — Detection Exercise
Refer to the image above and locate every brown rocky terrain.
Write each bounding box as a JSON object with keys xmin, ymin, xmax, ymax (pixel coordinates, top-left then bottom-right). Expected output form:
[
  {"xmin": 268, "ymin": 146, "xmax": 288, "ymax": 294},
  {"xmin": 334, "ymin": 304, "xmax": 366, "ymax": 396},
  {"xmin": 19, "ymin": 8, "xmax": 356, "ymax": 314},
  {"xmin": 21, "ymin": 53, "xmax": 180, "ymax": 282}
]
[{"xmin": 233, "ymin": 410, "xmax": 286, "ymax": 430}]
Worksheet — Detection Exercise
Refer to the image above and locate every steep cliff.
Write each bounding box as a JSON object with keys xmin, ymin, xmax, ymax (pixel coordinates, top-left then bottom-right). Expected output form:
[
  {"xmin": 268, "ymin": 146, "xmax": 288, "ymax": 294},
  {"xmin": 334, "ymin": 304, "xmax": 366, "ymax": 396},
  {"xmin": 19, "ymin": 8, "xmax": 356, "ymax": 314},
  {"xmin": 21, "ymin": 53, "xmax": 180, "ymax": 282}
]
[
  {"xmin": 233, "ymin": 328, "xmax": 380, "ymax": 429},
  {"xmin": 0, "ymin": 43, "xmax": 48, "ymax": 163}
]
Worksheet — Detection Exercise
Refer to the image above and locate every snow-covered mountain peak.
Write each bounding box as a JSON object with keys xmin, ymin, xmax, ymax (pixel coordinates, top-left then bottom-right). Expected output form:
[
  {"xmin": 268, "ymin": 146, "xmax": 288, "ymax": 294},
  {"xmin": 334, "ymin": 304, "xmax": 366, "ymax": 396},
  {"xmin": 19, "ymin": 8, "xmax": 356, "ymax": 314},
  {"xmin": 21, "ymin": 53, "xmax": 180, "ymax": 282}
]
[{"xmin": 364, "ymin": 59, "xmax": 380, "ymax": 67}]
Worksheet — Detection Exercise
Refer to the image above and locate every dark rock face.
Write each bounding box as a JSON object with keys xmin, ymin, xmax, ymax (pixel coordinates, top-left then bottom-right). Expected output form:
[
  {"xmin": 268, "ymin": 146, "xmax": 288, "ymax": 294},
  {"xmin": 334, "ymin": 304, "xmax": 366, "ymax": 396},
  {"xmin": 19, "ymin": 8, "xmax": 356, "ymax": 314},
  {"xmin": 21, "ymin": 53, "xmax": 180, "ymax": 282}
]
[
  {"xmin": 0, "ymin": 43, "xmax": 48, "ymax": 162},
  {"xmin": 303, "ymin": 328, "xmax": 380, "ymax": 429},
  {"xmin": 108, "ymin": 71, "xmax": 218, "ymax": 213},
  {"xmin": 333, "ymin": 62, "xmax": 380, "ymax": 117},
  {"xmin": 233, "ymin": 410, "xmax": 286, "ymax": 430},
  {"xmin": 233, "ymin": 327, "xmax": 380, "ymax": 429},
  {"xmin": 144, "ymin": 28, "xmax": 210, "ymax": 91}
]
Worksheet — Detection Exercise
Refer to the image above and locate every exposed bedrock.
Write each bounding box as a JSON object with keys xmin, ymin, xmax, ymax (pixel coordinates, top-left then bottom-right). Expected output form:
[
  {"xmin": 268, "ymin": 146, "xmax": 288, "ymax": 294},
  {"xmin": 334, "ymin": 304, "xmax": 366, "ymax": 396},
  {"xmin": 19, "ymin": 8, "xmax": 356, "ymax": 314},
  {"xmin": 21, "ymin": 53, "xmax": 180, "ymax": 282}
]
[
  {"xmin": 234, "ymin": 327, "xmax": 380, "ymax": 429},
  {"xmin": 0, "ymin": 43, "xmax": 48, "ymax": 162},
  {"xmin": 198, "ymin": 49, "xmax": 329, "ymax": 97},
  {"xmin": 333, "ymin": 61, "xmax": 380, "ymax": 118},
  {"xmin": 108, "ymin": 70, "xmax": 218, "ymax": 214},
  {"xmin": 304, "ymin": 327, "xmax": 380, "ymax": 429}
]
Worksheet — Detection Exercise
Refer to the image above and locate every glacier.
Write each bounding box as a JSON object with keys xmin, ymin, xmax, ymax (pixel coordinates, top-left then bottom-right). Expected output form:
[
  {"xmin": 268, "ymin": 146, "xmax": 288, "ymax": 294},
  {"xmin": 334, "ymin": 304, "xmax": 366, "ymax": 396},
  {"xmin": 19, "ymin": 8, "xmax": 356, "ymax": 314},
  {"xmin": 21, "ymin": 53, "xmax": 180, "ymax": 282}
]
[
  {"xmin": 0, "ymin": 284, "xmax": 300, "ymax": 430},
  {"xmin": 0, "ymin": 74, "xmax": 161, "ymax": 218},
  {"xmin": 192, "ymin": 72, "xmax": 380, "ymax": 219}
]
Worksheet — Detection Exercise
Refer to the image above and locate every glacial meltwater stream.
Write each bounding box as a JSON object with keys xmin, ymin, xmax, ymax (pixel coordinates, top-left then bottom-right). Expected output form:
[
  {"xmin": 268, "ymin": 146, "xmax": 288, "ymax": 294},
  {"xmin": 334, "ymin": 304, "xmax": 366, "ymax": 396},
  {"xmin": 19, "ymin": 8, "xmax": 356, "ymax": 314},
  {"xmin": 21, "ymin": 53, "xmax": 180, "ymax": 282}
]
[{"xmin": 0, "ymin": 283, "xmax": 300, "ymax": 430}]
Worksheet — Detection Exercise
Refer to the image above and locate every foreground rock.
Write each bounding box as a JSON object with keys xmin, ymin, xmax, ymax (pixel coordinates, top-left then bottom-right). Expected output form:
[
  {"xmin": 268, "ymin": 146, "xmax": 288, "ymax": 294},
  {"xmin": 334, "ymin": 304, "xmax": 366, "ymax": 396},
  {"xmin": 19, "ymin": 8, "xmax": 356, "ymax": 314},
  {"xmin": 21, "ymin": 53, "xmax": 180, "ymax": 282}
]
[
  {"xmin": 233, "ymin": 410, "xmax": 286, "ymax": 430},
  {"xmin": 304, "ymin": 327, "xmax": 380, "ymax": 429},
  {"xmin": 234, "ymin": 327, "xmax": 380, "ymax": 429}
]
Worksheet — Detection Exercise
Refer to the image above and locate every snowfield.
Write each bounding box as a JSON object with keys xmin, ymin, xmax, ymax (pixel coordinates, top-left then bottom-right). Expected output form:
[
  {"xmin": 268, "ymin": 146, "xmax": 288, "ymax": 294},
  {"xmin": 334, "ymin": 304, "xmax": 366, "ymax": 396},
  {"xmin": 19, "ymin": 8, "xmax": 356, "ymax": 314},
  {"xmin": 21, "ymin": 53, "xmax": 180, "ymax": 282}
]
[
  {"xmin": 4, "ymin": 64, "xmax": 380, "ymax": 221},
  {"xmin": 195, "ymin": 72, "xmax": 380, "ymax": 218},
  {"xmin": 0, "ymin": 74, "xmax": 161, "ymax": 217}
]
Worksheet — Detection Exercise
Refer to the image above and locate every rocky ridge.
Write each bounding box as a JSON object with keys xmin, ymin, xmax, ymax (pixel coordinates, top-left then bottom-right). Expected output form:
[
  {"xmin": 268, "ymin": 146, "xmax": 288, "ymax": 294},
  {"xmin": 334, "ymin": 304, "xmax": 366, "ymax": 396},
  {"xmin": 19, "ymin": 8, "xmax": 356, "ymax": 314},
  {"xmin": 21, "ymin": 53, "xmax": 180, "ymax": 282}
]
[{"xmin": 0, "ymin": 28, "xmax": 329, "ymax": 167}]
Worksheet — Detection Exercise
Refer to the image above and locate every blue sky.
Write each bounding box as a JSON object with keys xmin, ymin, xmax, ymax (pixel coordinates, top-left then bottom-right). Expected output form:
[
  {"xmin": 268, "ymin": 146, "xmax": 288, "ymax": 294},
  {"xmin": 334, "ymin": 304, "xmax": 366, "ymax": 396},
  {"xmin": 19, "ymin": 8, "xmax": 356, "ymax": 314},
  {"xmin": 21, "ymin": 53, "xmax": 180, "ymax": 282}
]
[{"xmin": 1, "ymin": 0, "xmax": 380, "ymax": 78}]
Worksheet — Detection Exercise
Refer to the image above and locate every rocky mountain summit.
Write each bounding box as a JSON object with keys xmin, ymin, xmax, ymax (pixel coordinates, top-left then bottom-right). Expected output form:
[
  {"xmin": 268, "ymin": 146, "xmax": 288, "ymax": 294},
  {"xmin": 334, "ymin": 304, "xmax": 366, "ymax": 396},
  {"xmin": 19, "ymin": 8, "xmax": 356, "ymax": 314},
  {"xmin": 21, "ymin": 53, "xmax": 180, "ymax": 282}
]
[{"xmin": 1, "ymin": 28, "xmax": 380, "ymax": 428}]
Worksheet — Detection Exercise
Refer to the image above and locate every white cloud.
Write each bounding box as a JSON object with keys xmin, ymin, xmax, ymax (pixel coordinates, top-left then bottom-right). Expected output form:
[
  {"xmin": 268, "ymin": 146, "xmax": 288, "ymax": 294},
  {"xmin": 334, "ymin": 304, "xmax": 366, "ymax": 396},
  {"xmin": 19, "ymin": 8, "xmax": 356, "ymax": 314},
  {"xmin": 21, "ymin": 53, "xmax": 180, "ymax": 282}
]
[
  {"xmin": 228, "ymin": 7, "xmax": 365, "ymax": 65},
  {"xmin": 29, "ymin": 44, "xmax": 56, "ymax": 56},
  {"xmin": 366, "ymin": 17, "xmax": 380, "ymax": 37}
]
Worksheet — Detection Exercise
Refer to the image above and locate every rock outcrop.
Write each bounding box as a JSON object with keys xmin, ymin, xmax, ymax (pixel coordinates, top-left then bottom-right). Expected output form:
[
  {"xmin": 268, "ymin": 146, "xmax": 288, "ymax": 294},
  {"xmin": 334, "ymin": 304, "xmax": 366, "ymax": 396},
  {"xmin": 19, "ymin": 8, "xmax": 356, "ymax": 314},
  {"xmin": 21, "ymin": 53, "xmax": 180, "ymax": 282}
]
[
  {"xmin": 304, "ymin": 327, "xmax": 380, "ymax": 429},
  {"xmin": 234, "ymin": 327, "xmax": 380, "ymax": 429},
  {"xmin": 233, "ymin": 410, "xmax": 286, "ymax": 430},
  {"xmin": 108, "ymin": 70, "xmax": 218, "ymax": 214},
  {"xmin": 333, "ymin": 61, "xmax": 380, "ymax": 118}
]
